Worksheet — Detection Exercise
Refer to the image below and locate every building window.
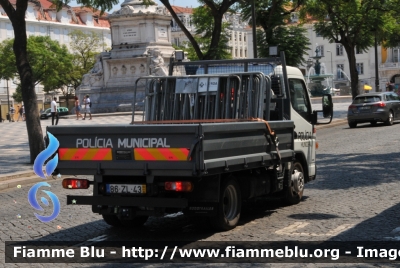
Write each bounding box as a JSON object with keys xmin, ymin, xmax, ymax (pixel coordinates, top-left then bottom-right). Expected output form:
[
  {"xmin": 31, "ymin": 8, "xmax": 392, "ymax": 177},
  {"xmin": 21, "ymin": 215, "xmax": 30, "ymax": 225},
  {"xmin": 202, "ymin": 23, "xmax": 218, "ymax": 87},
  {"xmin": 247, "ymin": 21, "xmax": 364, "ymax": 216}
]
[
  {"xmin": 235, "ymin": 49, "xmax": 237, "ymax": 57},
  {"xmin": 337, "ymin": 64, "xmax": 344, "ymax": 79},
  {"xmin": 356, "ymin": 63, "xmax": 364, "ymax": 75},
  {"xmin": 356, "ymin": 63, "xmax": 364, "ymax": 74},
  {"xmin": 174, "ymin": 38, "xmax": 180, "ymax": 47},
  {"xmin": 393, "ymin": 48, "xmax": 400, "ymax": 62},
  {"xmin": 244, "ymin": 35, "xmax": 246, "ymax": 42},
  {"xmin": 356, "ymin": 46, "xmax": 363, "ymax": 54},
  {"xmin": 63, "ymin": 29, "xmax": 69, "ymax": 42},
  {"xmin": 6, "ymin": 23, "xmax": 13, "ymax": 37},
  {"xmin": 316, "ymin": 45, "xmax": 324, "ymax": 57},
  {"xmin": 336, "ymin": 44, "xmax": 344, "ymax": 56},
  {"xmin": 239, "ymin": 33, "xmax": 241, "ymax": 41},
  {"xmin": 245, "ymin": 49, "xmax": 247, "ymax": 57},
  {"xmin": 240, "ymin": 50, "xmax": 242, "ymax": 57}
]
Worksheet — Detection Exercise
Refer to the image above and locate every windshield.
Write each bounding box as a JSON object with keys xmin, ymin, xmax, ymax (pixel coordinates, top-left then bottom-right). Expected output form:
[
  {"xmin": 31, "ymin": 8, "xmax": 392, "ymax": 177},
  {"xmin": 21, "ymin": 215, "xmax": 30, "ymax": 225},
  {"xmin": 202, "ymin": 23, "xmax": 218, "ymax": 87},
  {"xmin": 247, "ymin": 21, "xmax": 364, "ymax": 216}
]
[{"xmin": 353, "ymin": 96, "xmax": 381, "ymax": 104}]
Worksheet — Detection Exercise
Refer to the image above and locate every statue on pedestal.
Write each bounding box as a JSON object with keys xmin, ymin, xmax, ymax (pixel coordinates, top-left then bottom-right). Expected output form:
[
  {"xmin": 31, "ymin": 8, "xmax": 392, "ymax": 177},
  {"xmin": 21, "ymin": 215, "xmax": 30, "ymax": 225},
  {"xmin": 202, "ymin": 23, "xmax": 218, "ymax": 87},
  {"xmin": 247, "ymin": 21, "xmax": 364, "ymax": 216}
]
[
  {"xmin": 149, "ymin": 48, "xmax": 168, "ymax": 76},
  {"xmin": 81, "ymin": 55, "xmax": 104, "ymax": 88}
]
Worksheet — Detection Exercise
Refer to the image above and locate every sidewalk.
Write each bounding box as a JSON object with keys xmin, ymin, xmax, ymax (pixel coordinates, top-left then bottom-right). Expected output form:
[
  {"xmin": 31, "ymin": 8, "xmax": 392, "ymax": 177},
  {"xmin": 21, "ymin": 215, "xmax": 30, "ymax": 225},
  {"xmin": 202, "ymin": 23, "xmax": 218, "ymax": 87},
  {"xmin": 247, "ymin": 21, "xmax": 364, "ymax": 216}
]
[{"xmin": 0, "ymin": 99, "xmax": 350, "ymax": 189}]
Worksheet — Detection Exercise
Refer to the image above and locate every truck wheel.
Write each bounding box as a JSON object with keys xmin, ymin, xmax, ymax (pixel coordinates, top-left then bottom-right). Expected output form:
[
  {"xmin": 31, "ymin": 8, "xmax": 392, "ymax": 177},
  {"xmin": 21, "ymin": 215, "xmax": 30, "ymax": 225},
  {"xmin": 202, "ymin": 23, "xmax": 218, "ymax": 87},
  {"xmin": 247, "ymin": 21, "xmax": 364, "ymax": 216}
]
[
  {"xmin": 385, "ymin": 111, "xmax": 394, "ymax": 126},
  {"xmin": 211, "ymin": 178, "xmax": 241, "ymax": 231},
  {"xmin": 102, "ymin": 214, "xmax": 122, "ymax": 227},
  {"xmin": 120, "ymin": 216, "xmax": 149, "ymax": 228},
  {"xmin": 283, "ymin": 162, "xmax": 304, "ymax": 205}
]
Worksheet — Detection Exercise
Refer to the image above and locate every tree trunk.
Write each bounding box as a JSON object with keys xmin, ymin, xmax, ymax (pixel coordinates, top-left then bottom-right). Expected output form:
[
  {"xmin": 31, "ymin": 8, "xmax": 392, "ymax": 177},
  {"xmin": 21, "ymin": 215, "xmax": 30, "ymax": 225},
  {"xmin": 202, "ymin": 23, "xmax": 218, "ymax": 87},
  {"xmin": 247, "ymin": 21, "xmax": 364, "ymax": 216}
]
[
  {"xmin": 344, "ymin": 45, "xmax": 360, "ymax": 99},
  {"xmin": 160, "ymin": 0, "xmax": 203, "ymax": 59},
  {"xmin": 2, "ymin": 0, "xmax": 45, "ymax": 163}
]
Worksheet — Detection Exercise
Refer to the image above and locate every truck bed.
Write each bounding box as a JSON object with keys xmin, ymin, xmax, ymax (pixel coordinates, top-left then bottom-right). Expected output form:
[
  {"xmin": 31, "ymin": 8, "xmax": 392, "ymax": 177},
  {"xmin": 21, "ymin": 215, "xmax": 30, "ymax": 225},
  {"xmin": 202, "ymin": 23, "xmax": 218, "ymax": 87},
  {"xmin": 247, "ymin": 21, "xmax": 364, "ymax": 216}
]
[{"xmin": 48, "ymin": 120, "xmax": 294, "ymax": 177}]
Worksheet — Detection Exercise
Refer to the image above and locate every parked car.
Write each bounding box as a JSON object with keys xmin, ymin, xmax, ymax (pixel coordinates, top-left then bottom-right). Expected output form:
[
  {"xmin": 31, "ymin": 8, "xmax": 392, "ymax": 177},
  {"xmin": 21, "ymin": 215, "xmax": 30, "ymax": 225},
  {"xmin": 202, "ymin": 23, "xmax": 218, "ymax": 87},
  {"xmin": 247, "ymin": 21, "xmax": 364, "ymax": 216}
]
[
  {"xmin": 347, "ymin": 92, "xmax": 400, "ymax": 128},
  {"xmin": 40, "ymin": 107, "xmax": 69, "ymax": 119}
]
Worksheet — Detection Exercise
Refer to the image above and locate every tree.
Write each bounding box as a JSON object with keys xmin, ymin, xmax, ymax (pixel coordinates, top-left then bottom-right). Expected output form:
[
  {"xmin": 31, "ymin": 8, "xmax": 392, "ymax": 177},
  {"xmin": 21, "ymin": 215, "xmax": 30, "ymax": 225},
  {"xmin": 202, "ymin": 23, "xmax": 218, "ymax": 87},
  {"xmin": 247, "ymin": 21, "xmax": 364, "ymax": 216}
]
[
  {"xmin": 161, "ymin": 0, "xmax": 240, "ymax": 60},
  {"xmin": 256, "ymin": 26, "xmax": 310, "ymax": 67},
  {"xmin": 0, "ymin": 0, "xmax": 116, "ymax": 163},
  {"xmin": 239, "ymin": 0, "xmax": 308, "ymax": 66},
  {"xmin": 0, "ymin": 36, "xmax": 74, "ymax": 95},
  {"xmin": 300, "ymin": 0, "xmax": 390, "ymax": 99},
  {"xmin": 175, "ymin": 5, "xmax": 232, "ymax": 60},
  {"xmin": 68, "ymin": 30, "xmax": 105, "ymax": 92}
]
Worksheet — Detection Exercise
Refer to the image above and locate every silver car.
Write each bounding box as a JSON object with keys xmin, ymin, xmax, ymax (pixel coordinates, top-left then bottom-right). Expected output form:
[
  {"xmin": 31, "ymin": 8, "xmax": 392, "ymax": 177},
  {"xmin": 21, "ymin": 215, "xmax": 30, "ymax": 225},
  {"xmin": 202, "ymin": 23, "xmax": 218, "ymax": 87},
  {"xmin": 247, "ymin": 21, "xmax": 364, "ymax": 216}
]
[{"xmin": 347, "ymin": 92, "xmax": 400, "ymax": 128}]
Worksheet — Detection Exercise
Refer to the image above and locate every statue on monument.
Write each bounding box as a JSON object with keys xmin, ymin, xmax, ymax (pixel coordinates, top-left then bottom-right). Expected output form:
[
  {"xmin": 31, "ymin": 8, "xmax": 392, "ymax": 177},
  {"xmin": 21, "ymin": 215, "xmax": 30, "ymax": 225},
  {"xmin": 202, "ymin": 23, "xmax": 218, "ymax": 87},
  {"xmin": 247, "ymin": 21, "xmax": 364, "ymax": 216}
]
[
  {"xmin": 81, "ymin": 54, "xmax": 104, "ymax": 88},
  {"xmin": 149, "ymin": 48, "xmax": 168, "ymax": 76}
]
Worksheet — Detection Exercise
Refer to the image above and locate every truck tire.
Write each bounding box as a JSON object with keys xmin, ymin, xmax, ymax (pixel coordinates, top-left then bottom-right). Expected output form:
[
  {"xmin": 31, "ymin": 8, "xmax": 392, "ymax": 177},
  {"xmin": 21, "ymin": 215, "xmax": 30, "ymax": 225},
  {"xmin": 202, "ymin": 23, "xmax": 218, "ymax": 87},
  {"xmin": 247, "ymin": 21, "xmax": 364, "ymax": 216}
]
[
  {"xmin": 102, "ymin": 214, "xmax": 122, "ymax": 227},
  {"xmin": 211, "ymin": 178, "xmax": 241, "ymax": 231},
  {"xmin": 120, "ymin": 216, "xmax": 149, "ymax": 228},
  {"xmin": 283, "ymin": 162, "xmax": 304, "ymax": 205}
]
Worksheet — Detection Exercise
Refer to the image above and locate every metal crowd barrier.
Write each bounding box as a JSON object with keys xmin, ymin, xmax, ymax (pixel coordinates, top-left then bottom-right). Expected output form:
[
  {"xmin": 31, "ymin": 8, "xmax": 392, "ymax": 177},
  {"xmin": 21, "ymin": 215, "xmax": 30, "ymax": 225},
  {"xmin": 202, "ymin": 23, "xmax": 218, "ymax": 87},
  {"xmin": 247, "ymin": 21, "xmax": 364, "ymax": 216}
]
[{"xmin": 132, "ymin": 72, "xmax": 273, "ymax": 123}]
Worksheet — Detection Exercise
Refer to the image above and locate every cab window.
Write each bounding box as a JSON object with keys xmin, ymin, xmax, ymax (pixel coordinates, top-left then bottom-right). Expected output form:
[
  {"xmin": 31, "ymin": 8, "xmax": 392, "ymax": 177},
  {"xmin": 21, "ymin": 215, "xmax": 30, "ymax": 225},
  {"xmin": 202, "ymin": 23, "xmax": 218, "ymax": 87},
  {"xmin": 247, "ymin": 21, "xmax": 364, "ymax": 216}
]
[{"xmin": 289, "ymin": 79, "xmax": 312, "ymax": 122}]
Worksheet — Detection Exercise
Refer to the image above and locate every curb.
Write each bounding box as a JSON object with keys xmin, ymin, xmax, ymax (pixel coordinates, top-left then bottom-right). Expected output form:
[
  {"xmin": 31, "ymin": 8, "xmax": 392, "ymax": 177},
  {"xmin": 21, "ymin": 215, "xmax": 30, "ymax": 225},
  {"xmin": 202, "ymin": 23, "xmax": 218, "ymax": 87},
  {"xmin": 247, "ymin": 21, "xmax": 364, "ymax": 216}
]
[
  {"xmin": 0, "ymin": 173, "xmax": 65, "ymax": 191},
  {"xmin": 316, "ymin": 119, "xmax": 347, "ymax": 129},
  {"xmin": 0, "ymin": 171, "xmax": 35, "ymax": 182}
]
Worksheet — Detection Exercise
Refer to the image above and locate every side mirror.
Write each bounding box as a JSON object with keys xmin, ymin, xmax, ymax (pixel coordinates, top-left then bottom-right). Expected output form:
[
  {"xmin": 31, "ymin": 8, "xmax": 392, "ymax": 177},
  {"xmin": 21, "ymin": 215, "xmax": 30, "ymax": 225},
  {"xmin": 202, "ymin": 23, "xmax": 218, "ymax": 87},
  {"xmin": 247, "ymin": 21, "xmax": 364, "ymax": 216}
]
[{"xmin": 312, "ymin": 94, "xmax": 333, "ymax": 125}]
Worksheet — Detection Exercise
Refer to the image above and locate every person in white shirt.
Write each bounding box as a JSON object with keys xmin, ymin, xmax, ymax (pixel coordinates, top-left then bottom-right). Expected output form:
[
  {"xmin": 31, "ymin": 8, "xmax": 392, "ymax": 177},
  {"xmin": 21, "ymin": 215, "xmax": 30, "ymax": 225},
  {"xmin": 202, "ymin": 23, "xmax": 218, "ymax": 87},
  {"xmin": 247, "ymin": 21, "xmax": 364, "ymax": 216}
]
[
  {"xmin": 51, "ymin": 97, "xmax": 59, "ymax": 125},
  {"xmin": 82, "ymin": 94, "xmax": 92, "ymax": 120}
]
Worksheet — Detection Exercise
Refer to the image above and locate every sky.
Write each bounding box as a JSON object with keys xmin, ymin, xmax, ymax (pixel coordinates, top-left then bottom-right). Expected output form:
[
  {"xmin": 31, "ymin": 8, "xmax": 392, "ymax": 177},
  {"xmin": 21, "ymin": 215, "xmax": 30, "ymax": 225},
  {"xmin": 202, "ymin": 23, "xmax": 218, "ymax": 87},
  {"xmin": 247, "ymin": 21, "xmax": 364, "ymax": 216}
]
[{"xmin": 69, "ymin": 0, "xmax": 201, "ymax": 13}]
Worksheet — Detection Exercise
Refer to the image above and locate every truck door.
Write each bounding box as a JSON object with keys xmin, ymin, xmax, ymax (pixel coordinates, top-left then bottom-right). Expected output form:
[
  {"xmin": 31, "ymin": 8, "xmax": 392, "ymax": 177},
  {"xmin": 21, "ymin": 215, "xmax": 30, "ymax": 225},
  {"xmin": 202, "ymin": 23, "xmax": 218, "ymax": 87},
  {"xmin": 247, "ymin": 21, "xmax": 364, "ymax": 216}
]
[{"xmin": 288, "ymin": 78, "xmax": 315, "ymax": 181}]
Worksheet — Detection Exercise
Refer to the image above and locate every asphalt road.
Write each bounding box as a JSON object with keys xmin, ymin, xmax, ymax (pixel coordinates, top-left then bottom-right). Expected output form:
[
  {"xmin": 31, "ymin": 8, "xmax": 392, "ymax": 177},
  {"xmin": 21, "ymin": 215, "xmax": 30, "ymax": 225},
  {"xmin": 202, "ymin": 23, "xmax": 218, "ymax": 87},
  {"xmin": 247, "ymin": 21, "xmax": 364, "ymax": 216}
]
[{"xmin": 1, "ymin": 119, "xmax": 400, "ymax": 267}]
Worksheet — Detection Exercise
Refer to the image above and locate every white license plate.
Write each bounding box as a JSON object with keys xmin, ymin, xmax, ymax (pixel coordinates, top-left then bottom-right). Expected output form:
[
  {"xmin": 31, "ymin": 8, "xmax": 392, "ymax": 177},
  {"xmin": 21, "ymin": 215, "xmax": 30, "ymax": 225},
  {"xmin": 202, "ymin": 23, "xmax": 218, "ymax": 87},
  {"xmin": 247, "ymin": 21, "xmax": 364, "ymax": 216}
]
[
  {"xmin": 359, "ymin": 106, "xmax": 370, "ymax": 110},
  {"xmin": 106, "ymin": 184, "xmax": 146, "ymax": 194}
]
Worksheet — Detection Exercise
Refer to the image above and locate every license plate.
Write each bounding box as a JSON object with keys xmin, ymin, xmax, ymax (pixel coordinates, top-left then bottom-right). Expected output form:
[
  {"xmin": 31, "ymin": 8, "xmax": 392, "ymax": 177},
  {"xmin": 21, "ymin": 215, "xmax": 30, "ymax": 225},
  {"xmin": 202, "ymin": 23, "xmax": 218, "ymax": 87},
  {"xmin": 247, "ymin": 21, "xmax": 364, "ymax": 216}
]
[
  {"xmin": 106, "ymin": 184, "xmax": 146, "ymax": 194},
  {"xmin": 359, "ymin": 106, "xmax": 370, "ymax": 110}
]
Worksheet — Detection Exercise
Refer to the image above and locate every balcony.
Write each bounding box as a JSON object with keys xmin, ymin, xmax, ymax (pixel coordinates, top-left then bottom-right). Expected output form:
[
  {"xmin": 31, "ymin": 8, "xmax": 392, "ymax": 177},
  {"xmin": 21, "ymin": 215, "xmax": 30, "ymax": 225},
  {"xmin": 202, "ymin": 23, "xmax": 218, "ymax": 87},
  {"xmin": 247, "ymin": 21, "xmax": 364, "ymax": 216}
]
[{"xmin": 380, "ymin": 62, "xmax": 400, "ymax": 68}]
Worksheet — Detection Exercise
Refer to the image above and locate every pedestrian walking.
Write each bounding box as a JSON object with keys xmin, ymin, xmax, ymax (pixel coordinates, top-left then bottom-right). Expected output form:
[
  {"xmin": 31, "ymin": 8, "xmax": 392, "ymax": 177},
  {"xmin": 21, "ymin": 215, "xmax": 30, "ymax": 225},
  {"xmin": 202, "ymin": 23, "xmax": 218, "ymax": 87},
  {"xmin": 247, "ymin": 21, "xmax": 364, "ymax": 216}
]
[
  {"xmin": 74, "ymin": 96, "xmax": 82, "ymax": 120},
  {"xmin": 9, "ymin": 106, "xmax": 15, "ymax": 122},
  {"xmin": 16, "ymin": 106, "xmax": 23, "ymax": 122},
  {"xmin": 51, "ymin": 97, "xmax": 59, "ymax": 125},
  {"xmin": 82, "ymin": 94, "xmax": 92, "ymax": 120}
]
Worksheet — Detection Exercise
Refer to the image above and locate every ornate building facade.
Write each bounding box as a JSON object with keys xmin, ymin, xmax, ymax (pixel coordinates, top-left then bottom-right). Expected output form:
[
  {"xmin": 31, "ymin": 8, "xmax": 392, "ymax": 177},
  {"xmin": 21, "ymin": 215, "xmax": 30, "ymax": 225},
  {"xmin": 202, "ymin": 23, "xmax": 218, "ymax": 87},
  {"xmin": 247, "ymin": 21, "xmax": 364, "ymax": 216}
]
[{"xmin": 0, "ymin": 0, "xmax": 111, "ymax": 117}]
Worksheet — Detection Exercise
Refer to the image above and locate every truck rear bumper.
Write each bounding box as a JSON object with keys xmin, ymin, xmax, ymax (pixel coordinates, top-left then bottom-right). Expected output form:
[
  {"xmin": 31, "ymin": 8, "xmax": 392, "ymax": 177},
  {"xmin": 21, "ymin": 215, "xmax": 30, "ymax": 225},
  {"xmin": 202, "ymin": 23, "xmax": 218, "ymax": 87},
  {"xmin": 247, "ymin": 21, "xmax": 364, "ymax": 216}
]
[{"xmin": 67, "ymin": 195, "xmax": 188, "ymax": 208}]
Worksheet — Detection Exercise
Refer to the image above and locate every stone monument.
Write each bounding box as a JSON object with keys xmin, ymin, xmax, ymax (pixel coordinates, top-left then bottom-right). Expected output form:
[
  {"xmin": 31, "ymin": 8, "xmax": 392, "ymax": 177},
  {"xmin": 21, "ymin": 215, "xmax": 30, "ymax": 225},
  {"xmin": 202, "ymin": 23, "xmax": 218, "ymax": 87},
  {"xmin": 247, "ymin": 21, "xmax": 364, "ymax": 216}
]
[{"xmin": 76, "ymin": 0, "xmax": 175, "ymax": 113}]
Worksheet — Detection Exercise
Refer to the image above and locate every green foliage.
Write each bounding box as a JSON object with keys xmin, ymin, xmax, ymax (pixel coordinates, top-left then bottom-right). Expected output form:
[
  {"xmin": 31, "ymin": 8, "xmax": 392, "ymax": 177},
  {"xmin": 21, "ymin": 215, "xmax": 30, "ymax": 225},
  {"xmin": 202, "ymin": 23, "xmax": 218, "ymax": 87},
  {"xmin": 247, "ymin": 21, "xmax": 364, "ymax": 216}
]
[
  {"xmin": 0, "ymin": 36, "xmax": 74, "ymax": 93},
  {"xmin": 68, "ymin": 30, "xmax": 105, "ymax": 91},
  {"xmin": 12, "ymin": 84, "xmax": 23, "ymax": 103},
  {"xmin": 0, "ymin": 39, "xmax": 17, "ymax": 80},
  {"xmin": 239, "ymin": 0, "xmax": 308, "ymax": 65},
  {"xmin": 189, "ymin": 5, "xmax": 232, "ymax": 60},
  {"xmin": 300, "ymin": 0, "xmax": 391, "ymax": 98},
  {"xmin": 257, "ymin": 26, "xmax": 310, "ymax": 67}
]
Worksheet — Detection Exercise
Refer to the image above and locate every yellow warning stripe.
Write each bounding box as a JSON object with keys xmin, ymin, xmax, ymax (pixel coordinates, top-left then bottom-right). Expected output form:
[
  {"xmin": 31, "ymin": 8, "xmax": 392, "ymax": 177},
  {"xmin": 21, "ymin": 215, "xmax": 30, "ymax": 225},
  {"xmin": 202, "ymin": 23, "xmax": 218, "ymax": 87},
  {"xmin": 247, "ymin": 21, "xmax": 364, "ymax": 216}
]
[
  {"xmin": 59, "ymin": 148, "xmax": 112, "ymax": 161},
  {"xmin": 134, "ymin": 148, "xmax": 189, "ymax": 161}
]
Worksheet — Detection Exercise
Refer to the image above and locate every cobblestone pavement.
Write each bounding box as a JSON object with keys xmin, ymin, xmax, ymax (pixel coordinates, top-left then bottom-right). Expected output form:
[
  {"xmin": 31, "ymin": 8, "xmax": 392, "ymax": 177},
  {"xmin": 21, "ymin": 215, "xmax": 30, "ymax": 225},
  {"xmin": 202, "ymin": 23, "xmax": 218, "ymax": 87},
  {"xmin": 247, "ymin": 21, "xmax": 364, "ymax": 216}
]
[{"xmin": 1, "ymin": 116, "xmax": 400, "ymax": 267}]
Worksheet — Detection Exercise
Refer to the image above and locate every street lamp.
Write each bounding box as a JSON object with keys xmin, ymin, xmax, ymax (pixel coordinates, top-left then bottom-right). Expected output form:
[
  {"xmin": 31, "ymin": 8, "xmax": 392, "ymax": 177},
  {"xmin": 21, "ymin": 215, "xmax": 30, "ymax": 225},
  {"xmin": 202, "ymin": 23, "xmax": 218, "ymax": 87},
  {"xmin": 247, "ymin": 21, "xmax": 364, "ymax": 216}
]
[{"xmin": 326, "ymin": 50, "xmax": 333, "ymax": 75}]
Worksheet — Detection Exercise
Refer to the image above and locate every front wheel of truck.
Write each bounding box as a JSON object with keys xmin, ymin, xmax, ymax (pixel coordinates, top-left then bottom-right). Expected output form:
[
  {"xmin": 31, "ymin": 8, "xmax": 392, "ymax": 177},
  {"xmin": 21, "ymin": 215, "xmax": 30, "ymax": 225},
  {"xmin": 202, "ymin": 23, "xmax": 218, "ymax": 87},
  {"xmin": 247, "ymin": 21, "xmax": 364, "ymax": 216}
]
[
  {"xmin": 283, "ymin": 162, "xmax": 305, "ymax": 205},
  {"xmin": 211, "ymin": 178, "xmax": 241, "ymax": 231}
]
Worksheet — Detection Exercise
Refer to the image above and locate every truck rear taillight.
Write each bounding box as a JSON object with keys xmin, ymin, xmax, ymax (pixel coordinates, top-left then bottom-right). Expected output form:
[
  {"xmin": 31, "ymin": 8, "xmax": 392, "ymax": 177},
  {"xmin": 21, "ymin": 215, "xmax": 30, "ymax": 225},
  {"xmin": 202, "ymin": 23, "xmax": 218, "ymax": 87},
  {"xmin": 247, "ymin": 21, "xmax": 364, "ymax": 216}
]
[
  {"xmin": 62, "ymin": 178, "xmax": 90, "ymax": 189},
  {"xmin": 165, "ymin": 181, "xmax": 193, "ymax": 192}
]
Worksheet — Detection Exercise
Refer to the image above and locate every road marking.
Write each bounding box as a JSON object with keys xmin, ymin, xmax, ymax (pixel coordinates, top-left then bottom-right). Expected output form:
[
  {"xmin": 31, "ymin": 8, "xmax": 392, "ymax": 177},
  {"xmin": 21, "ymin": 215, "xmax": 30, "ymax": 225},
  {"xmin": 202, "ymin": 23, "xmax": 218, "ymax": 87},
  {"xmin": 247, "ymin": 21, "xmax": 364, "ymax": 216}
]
[{"xmin": 275, "ymin": 221, "xmax": 354, "ymax": 237}]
